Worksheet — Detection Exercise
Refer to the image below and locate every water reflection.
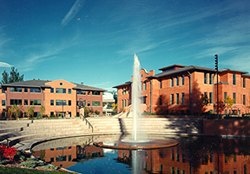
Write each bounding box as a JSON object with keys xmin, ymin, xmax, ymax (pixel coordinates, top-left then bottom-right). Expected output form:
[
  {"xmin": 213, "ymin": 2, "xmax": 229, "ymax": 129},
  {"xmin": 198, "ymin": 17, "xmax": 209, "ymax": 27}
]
[{"xmin": 32, "ymin": 136, "xmax": 250, "ymax": 174}]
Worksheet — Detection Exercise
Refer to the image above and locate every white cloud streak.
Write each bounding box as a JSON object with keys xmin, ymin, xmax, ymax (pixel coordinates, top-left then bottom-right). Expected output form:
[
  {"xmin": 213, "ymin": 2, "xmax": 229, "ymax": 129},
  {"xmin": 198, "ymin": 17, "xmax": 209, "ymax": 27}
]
[
  {"xmin": 0, "ymin": 62, "xmax": 12, "ymax": 68},
  {"xmin": 61, "ymin": 0, "xmax": 85, "ymax": 26}
]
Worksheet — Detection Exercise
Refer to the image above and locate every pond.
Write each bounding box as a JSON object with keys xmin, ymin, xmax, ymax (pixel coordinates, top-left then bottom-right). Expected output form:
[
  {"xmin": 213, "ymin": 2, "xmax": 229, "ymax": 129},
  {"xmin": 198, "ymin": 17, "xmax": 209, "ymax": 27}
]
[{"xmin": 32, "ymin": 135, "xmax": 250, "ymax": 174}]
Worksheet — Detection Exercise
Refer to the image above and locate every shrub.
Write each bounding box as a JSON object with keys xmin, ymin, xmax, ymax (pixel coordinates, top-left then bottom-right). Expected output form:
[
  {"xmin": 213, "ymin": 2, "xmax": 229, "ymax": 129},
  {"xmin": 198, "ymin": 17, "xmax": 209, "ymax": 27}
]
[{"xmin": 0, "ymin": 145, "xmax": 17, "ymax": 161}]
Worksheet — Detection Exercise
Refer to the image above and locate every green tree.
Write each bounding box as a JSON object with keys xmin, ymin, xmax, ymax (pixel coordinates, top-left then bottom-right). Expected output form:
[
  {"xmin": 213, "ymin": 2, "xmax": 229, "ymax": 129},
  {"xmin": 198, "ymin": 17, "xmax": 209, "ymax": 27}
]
[
  {"xmin": 7, "ymin": 105, "xmax": 21, "ymax": 119},
  {"xmin": 39, "ymin": 105, "xmax": 45, "ymax": 118},
  {"xmin": 1, "ymin": 67, "xmax": 24, "ymax": 84},
  {"xmin": 26, "ymin": 106, "xmax": 35, "ymax": 119},
  {"xmin": 224, "ymin": 96, "xmax": 234, "ymax": 114}
]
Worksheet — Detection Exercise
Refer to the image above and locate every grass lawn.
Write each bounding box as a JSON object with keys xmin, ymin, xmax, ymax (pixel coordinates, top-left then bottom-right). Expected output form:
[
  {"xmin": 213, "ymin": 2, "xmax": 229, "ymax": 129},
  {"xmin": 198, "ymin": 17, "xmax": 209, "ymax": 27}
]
[{"xmin": 0, "ymin": 166, "xmax": 70, "ymax": 174}]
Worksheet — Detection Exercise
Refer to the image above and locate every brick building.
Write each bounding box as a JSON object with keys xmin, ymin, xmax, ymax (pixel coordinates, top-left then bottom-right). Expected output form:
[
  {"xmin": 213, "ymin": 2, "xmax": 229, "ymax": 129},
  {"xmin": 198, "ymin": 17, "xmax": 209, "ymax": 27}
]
[
  {"xmin": 114, "ymin": 65, "xmax": 250, "ymax": 115},
  {"xmin": 0, "ymin": 79, "xmax": 105, "ymax": 118}
]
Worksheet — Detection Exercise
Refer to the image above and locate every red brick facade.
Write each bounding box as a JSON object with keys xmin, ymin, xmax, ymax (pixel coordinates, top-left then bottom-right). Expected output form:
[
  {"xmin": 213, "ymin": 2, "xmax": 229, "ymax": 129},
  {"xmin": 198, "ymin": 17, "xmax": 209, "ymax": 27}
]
[
  {"xmin": 114, "ymin": 65, "xmax": 250, "ymax": 115},
  {"xmin": 0, "ymin": 79, "xmax": 105, "ymax": 118}
]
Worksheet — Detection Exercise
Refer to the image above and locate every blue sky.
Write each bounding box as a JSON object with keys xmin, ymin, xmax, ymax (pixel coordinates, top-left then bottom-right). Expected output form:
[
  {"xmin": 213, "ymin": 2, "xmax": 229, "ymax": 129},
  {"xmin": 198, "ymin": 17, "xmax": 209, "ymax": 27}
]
[{"xmin": 0, "ymin": 0, "xmax": 250, "ymax": 91}]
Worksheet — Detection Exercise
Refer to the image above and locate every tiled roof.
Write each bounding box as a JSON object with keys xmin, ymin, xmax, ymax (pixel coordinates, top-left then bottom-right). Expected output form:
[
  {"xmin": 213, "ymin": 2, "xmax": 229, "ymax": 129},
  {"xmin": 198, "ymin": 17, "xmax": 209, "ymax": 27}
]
[
  {"xmin": 1, "ymin": 80, "xmax": 50, "ymax": 88},
  {"xmin": 113, "ymin": 81, "xmax": 132, "ymax": 88},
  {"xmin": 154, "ymin": 65, "xmax": 217, "ymax": 78},
  {"xmin": 1, "ymin": 80, "xmax": 106, "ymax": 91},
  {"xmin": 74, "ymin": 83, "xmax": 105, "ymax": 92}
]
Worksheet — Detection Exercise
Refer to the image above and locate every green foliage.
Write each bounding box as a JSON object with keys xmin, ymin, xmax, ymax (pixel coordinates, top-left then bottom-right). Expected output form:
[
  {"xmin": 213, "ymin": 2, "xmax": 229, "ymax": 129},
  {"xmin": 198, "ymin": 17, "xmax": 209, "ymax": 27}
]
[
  {"xmin": 26, "ymin": 106, "xmax": 35, "ymax": 119},
  {"xmin": 1, "ymin": 67, "xmax": 24, "ymax": 84},
  {"xmin": 8, "ymin": 105, "xmax": 21, "ymax": 119},
  {"xmin": 224, "ymin": 96, "xmax": 234, "ymax": 109}
]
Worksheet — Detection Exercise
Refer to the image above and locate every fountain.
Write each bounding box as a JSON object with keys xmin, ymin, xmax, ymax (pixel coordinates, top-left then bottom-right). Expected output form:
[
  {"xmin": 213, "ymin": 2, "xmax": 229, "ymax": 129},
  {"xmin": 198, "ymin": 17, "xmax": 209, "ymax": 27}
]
[{"xmin": 95, "ymin": 54, "xmax": 178, "ymax": 149}]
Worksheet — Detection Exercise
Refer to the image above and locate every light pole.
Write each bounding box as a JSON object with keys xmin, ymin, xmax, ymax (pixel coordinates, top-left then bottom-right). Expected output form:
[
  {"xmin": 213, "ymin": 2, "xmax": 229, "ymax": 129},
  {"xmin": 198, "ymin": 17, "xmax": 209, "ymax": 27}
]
[{"xmin": 215, "ymin": 54, "xmax": 219, "ymax": 117}]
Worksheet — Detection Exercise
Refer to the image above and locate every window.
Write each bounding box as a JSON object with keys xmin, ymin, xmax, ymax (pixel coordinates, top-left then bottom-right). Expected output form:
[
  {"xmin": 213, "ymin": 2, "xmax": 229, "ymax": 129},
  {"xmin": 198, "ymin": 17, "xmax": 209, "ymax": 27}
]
[
  {"xmin": 181, "ymin": 76, "xmax": 185, "ymax": 85},
  {"xmin": 68, "ymin": 100, "xmax": 71, "ymax": 106},
  {"xmin": 30, "ymin": 87, "xmax": 41, "ymax": 93},
  {"xmin": 56, "ymin": 88, "xmax": 66, "ymax": 93},
  {"xmin": 24, "ymin": 88, "xmax": 28, "ymax": 92},
  {"xmin": 92, "ymin": 91, "xmax": 100, "ymax": 95},
  {"xmin": 77, "ymin": 90, "xmax": 86, "ymax": 95},
  {"xmin": 181, "ymin": 93, "xmax": 185, "ymax": 105},
  {"xmin": 159, "ymin": 80, "xmax": 162, "ymax": 88},
  {"xmin": 176, "ymin": 77, "xmax": 179, "ymax": 86},
  {"xmin": 24, "ymin": 100, "xmax": 28, "ymax": 105},
  {"xmin": 30, "ymin": 99, "xmax": 41, "ymax": 105},
  {"xmin": 243, "ymin": 95, "xmax": 246, "ymax": 105},
  {"xmin": 50, "ymin": 100, "xmax": 54, "ymax": 106},
  {"xmin": 233, "ymin": 93, "xmax": 236, "ymax": 104},
  {"xmin": 68, "ymin": 89, "xmax": 72, "ymax": 94},
  {"xmin": 209, "ymin": 92, "xmax": 213, "ymax": 103},
  {"xmin": 176, "ymin": 93, "xmax": 179, "ymax": 104},
  {"xmin": 92, "ymin": 101, "xmax": 100, "ymax": 106},
  {"xmin": 204, "ymin": 73, "xmax": 207, "ymax": 84},
  {"xmin": 10, "ymin": 99, "xmax": 22, "ymax": 105},
  {"xmin": 170, "ymin": 94, "xmax": 174, "ymax": 104},
  {"xmin": 170, "ymin": 78, "xmax": 174, "ymax": 87},
  {"xmin": 2, "ymin": 100, "xmax": 5, "ymax": 106},
  {"xmin": 56, "ymin": 100, "xmax": 67, "ymax": 106},
  {"xmin": 50, "ymin": 88, "xmax": 54, "ymax": 93},
  {"xmin": 243, "ymin": 78, "xmax": 246, "ymax": 88},
  {"xmin": 10, "ymin": 87, "xmax": 22, "ymax": 92},
  {"xmin": 142, "ymin": 82, "xmax": 146, "ymax": 90},
  {"xmin": 233, "ymin": 73, "xmax": 236, "ymax": 85},
  {"xmin": 209, "ymin": 73, "xmax": 213, "ymax": 84},
  {"xmin": 142, "ymin": 96, "xmax": 146, "ymax": 104}
]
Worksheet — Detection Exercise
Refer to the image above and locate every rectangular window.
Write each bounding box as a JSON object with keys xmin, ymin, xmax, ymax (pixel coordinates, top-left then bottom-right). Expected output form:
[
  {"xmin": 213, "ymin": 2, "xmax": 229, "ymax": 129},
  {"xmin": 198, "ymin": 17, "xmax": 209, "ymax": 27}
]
[
  {"xmin": 176, "ymin": 77, "xmax": 179, "ymax": 86},
  {"xmin": 68, "ymin": 100, "xmax": 71, "ymax": 106},
  {"xmin": 30, "ymin": 99, "xmax": 41, "ymax": 105},
  {"xmin": 181, "ymin": 93, "xmax": 185, "ymax": 105},
  {"xmin": 10, "ymin": 87, "xmax": 22, "ymax": 92},
  {"xmin": 233, "ymin": 93, "xmax": 236, "ymax": 104},
  {"xmin": 182, "ymin": 76, "xmax": 185, "ymax": 85},
  {"xmin": 92, "ymin": 91, "xmax": 100, "ymax": 95},
  {"xmin": 92, "ymin": 101, "xmax": 100, "ymax": 106},
  {"xmin": 50, "ymin": 100, "xmax": 54, "ymax": 106},
  {"xmin": 24, "ymin": 88, "xmax": 28, "ymax": 92},
  {"xmin": 170, "ymin": 94, "xmax": 174, "ymax": 104},
  {"xmin": 77, "ymin": 90, "xmax": 86, "ymax": 95},
  {"xmin": 243, "ymin": 78, "xmax": 246, "ymax": 88},
  {"xmin": 30, "ymin": 87, "xmax": 41, "ymax": 93},
  {"xmin": 209, "ymin": 73, "xmax": 213, "ymax": 84},
  {"xmin": 142, "ymin": 96, "xmax": 146, "ymax": 104},
  {"xmin": 56, "ymin": 88, "xmax": 66, "ymax": 93},
  {"xmin": 2, "ymin": 100, "xmax": 5, "ymax": 106},
  {"xmin": 243, "ymin": 95, "xmax": 246, "ymax": 105},
  {"xmin": 204, "ymin": 73, "xmax": 207, "ymax": 84},
  {"xmin": 10, "ymin": 99, "xmax": 22, "ymax": 105},
  {"xmin": 176, "ymin": 93, "xmax": 179, "ymax": 104},
  {"xmin": 233, "ymin": 73, "xmax": 236, "ymax": 85},
  {"xmin": 209, "ymin": 92, "xmax": 213, "ymax": 103},
  {"xmin": 68, "ymin": 89, "xmax": 72, "ymax": 94},
  {"xmin": 56, "ymin": 100, "xmax": 67, "ymax": 106},
  {"xmin": 159, "ymin": 80, "xmax": 162, "ymax": 88},
  {"xmin": 24, "ymin": 100, "xmax": 28, "ymax": 105},
  {"xmin": 50, "ymin": 88, "xmax": 54, "ymax": 93},
  {"xmin": 170, "ymin": 78, "xmax": 174, "ymax": 87}
]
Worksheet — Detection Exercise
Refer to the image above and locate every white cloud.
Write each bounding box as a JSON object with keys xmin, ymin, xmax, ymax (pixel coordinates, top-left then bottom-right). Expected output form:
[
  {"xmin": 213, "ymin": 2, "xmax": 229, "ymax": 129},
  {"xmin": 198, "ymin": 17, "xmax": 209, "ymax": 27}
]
[
  {"xmin": 61, "ymin": 0, "xmax": 85, "ymax": 26},
  {"xmin": 0, "ymin": 62, "xmax": 12, "ymax": 68}
]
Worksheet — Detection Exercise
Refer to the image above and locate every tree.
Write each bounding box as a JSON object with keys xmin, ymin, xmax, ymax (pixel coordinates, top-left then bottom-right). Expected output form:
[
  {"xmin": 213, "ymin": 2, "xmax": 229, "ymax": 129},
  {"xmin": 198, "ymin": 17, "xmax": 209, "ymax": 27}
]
[
  {"xmin": 26, "ymin": 106, "xmax": 35, "ymax": 119},
  {"xmin": 7, "ymin": 105, "xmax": 21, "ymax": 119},
  {"xmin": 224, "ymin": 96, "xmax": 234, "ymax": 115},
  {"xmin": 1, "ymin": 67, "xmax": 24, "ymax": 84},
  {"xmin": 39, "ymin": 105, "xmax": 45, "ymax": 118}
]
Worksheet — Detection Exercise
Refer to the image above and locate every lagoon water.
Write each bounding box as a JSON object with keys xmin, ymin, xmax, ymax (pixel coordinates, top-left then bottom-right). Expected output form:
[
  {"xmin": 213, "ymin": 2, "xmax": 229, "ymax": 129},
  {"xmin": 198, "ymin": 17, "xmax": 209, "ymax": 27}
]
[{"xmin": 32, "ymin": 135, "xmax": 250, "ymax": 174}]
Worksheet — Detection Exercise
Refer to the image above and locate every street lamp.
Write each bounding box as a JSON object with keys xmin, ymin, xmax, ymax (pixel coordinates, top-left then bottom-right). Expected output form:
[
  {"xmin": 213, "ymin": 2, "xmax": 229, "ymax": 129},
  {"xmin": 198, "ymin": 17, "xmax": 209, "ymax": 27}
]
[{"xmin": 215, "ymin": 54, "xmax": 219, "ymax": 117}]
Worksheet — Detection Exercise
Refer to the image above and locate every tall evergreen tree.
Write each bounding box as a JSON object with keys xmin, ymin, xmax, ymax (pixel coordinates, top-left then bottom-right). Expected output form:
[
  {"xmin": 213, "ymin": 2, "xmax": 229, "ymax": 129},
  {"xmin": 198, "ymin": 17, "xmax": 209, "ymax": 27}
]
[{"xmin": 1, "ymin": 67, "xmax": 24, "ymax": 84}]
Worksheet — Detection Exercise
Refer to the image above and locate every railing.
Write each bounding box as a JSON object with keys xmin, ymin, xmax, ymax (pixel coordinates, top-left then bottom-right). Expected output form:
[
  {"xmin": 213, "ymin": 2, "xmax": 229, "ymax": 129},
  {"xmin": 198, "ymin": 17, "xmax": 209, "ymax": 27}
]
[{"xmin": 83, "ymin": 117, "xmax": 94, "ymax": 133}]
